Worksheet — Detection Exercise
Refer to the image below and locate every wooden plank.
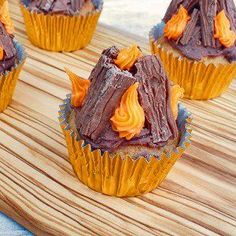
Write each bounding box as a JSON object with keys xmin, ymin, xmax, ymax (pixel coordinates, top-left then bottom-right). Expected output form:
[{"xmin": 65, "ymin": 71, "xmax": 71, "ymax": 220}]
[{"xmin": 0, "ymin": 1, "xmax": 235, "ymax": 235}]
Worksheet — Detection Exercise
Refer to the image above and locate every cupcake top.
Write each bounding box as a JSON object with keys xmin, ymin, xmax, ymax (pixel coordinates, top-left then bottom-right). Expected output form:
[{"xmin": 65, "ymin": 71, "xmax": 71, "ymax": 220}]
[
  {"xmin": 66, "ymin": 45, "xmax": 184, "ymax": 152},
  {"xmin": 27, "ymin": 0, "xmax": 101, "ymax": 15},
  {"xmin": 0, "ymin": 1, "xmax": 17, "ymax": 73},
  {"xmin": 160, "ymin": 0, "xmax": 236, "ymax": 62}
]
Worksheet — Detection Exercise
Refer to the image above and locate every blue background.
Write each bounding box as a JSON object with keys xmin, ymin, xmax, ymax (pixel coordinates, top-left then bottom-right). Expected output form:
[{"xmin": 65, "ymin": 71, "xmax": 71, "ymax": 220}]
[{"xmin": 0, "ymin": 212, "xmax": 32, "ymax": 235}]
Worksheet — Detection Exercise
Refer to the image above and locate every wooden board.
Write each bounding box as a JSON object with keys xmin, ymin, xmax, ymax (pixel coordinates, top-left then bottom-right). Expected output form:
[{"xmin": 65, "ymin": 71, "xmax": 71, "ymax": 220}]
[{"xmin": 0, "ymin": 1, "xmax": 235, "ymax": 235}]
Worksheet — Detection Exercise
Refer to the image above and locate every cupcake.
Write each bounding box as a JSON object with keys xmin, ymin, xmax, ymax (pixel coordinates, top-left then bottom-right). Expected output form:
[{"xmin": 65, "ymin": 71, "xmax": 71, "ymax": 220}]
[
  {"xmin": 150, "ymin": 0, "xmax": 236, "ymax": 100},
  {"xmin": 20, "ymin": 0, "xmax": 103, "ymax": 52},
  {"xmin": 0, "ymin": 1, "xmax": 26, "ymax": 112},
  {"xmin": 59, "ymin": 45, "xmax": 192, "ymax": 197}
]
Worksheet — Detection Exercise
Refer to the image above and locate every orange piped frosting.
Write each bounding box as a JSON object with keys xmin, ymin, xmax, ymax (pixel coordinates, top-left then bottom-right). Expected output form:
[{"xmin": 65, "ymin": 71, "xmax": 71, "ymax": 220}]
[
  {"xmin": 214, "ymin": 10, "xmax": 236, "ymax": 48},
  {"xmin": 65, "ymin": 68, "xmax": 90, "ymax": 108},
  {"xmin": 170, "ymin": 85, "xmax": 184, "ymax": 120},
  {"xmin": 0, "ymin": 47, "xmax": 3, "ymax": 60},
  {"xmin": 0, "ymin": 1, "xmax": 14, "ymax": 35},
  {"xmin": 164, "ymin": 5, "xmax": 190, "ymax": 40},
  {"xmin": 114, "ymin": 44, "xmax": 142, "ymax": 71},
  {"xmin": 111, "ymin": 82, "xmax": 145, "ymax": 140}
]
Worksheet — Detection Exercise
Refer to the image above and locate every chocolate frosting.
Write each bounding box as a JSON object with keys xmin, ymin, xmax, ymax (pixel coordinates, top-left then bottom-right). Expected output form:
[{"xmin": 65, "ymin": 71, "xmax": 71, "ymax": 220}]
[
  {"xmin": 0, "ymin": 21, "xmax": 17, "ymax": 73},
  {"xmin": 162, "ymin": 0, "xmax": 236, "ymax": 62},
  {"xmin": 28, "ymin": 0, "xmax": 96, "ymax": 15},
  {"xmin": 74, "ymin": 46, "xmax": 178, "ymax": 152}
]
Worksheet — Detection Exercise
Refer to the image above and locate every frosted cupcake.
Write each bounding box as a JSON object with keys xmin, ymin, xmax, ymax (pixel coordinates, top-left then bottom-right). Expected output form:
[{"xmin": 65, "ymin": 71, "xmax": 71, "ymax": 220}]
[
  {"xmin": 59, "ymin": 45, "xmax": 192, "ymax": 197},
  {"xmin": 20, "ymin": 0, "xmax": 103, "ymax": 51},
  {"xmin": 150, "ymin": 0, "xmax": 236, "ymax": 100},
  {"xmin": 0, "ymin": 1, "xmax": 26, "ymax": 112}
]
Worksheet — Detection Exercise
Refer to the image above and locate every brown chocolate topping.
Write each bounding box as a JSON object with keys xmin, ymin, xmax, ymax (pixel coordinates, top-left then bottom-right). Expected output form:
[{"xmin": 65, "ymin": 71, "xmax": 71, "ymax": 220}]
[
  {"xmin": 51, "ymin": 1, "xmax": 68, "ymax": 14},
  {"xmin": 101, "ymin": 46, "xmax": 120, "ymax": 59},
  {"xmin": 199, "ymin": 0, "xmax": 217, "ymax": 48},
  {"xmin": 162, "ymin": 0, "xmax": 236, "ymax": 62},
  {"xmin": 0, "ymin": 21, "xmax": 17, "ymax": 73},
  {"xmin": 163, "ymin": 0, "xmax": 198, "ymax": 22},
  {"xmin": 183, "ymin": 0, "xmax": 199, "ymax": 12},
  {"xmin": 135, "ymin": 55, "xmax": 178, "ymax": 145},
  {"xmin": 71, "ymin": 0, "xmax": 85, "ymax": 12},
  {"xmin": 180, "ymin": 9, "xmax": 200, "ymax": 45},
  {"xmin": 39, "ymin": 0, "xmax": 54, "ymax": 12},
  {"xmin": 74, "ymin": 47, "xmax": 178, "ymax": 152},
  {"xmin": 28, "ymin": 0, "xmax": 93, "ymax": 15}
]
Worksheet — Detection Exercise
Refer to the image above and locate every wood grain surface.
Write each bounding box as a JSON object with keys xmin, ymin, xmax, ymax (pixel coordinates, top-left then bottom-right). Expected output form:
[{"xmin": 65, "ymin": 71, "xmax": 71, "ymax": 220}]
[{"xmin": 0, "ymin": 1, "xmax": 235, "ymax": 235}]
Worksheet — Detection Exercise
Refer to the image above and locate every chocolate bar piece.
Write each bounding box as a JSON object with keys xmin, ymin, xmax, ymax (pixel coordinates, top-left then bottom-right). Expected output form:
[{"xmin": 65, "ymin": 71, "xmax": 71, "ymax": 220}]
[
  {"xmin": 180, "ymin": 9, "xmax": 200, "ymax": 45},
  {"xmin": 0, "ymin": 23, "xmax": 16, "ymax": 59},
  {"xmin": 102, "ymin": 46, "xmax": 119, "ymax": 59},
  {"xmin": 76, "ymin": 54, "xmax": 136, "ymax": 140},
  {"xmin": 37, "ymin": 0, "xmax": 55, "ymax": 12},
  {"xmin": 135, "ymin": 55, "xmax": 178, "ymax": 144},
  {"xmin": 199, "ymin": 0, "xmax": 217, "ymax": 48},
  {"xmin": 0, "ymin": 22, "xmax": 17, "ymax": 73},
  {"xmin": 52, "ymin": 0, "xmax": 68, "ymax": 14},
  {"xmin": 163, "ymin": 0, "xmax": 198, "ymax": 23},
  {"xmin": 79, "ymin": 123, "xmax": 123, "ymax": 151},
  {"xmin": 182, "ymin": 0, "xmax": 199, "ymax": 11}
]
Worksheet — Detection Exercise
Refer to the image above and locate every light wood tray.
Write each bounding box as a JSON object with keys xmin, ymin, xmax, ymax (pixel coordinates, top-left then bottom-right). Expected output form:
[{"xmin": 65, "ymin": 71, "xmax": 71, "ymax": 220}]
[{"xmin": 0, "ymin": 1, "xmax": 235, "ymax": 235}]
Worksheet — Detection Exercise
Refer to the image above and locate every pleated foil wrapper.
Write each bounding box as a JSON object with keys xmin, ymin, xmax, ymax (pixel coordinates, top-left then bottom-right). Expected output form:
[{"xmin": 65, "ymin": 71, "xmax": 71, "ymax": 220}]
[
  {"xmin": 58, "ymin": 95, "xmax": 192, "ymax": 197},
  {"xmin": 20, "ymin": 0, "xmax": 103, "ymax": 52},
  {"xmin": 0, "ymin": 40, "xmax": 26, "ymax": 112},
  {"xmin": 149, "ymin": 23, "xmax": 236, "ymax": 100}
]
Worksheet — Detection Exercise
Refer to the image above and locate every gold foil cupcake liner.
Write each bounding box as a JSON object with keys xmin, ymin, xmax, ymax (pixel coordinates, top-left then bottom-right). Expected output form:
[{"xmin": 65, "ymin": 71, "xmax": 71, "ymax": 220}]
[
  {"xmin": 0, "ymin": 40, "xmax": 26, "ymax": 112},
  {"xmin": 20, "ymin": 1, "xmax": 102, "ymax": 52},
  {"xmin": 59, "ymin": 95, "xmax": 192, "ymax": 197},
  {"xmin": 149, "ymin": 25, "xmax": 236, "ymax": 100}
]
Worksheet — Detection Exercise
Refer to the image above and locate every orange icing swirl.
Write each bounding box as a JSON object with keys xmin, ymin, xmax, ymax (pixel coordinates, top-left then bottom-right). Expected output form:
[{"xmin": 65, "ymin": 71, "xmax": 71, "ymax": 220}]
[
  {"xmin": 114, "ymin": 44, "xmax": 142, "ymax": 70},
  {"xmin": 111, "ymin": 82, "xmax": 145, "ymax": 140},
  {"xmin": 214, "ymin": 10, "xmax": 236, "ymax": 48},
  {"xmin": 170, "ymin": 85, "xmax": 184, "ymax": 120},
  {"xmin": 164, "ymin": 5, "xmax": 190, "ymax": 40},
  {"xmin": 0, "ymin": 1, "xmax": 14, "ymax": 35},
  {"xmin": 65, "ymin": 68, "xmax": 90, "ymax": 108},
  {"xmin": 0, "ymin": 47, "xmax": 3, "ymax": 60}
]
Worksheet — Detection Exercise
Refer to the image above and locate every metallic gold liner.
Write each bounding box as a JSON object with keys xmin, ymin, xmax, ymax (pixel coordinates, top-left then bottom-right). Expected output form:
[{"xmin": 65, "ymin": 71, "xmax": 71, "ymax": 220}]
[{"xmin": 20, "ymin": 2, "xmax": 102, "ymax": 52}]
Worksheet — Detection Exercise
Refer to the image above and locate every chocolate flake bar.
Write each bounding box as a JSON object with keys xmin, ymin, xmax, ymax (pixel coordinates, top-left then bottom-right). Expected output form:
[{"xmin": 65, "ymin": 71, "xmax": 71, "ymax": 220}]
[
  {"xmin": 102, "ymin": 46, "xmax": 120, "ymax": 59},
  {"xmin": 76, "ymin": 54, "xmax": 136, "ymax": 140},
  {"xmin": 182, "ymin": 0, "xmax": 199, "ymax": 11},
  {"xmin": 135, "ymin": 55, "xmax": 178, "ymax": 144},
  {"xmin": 0, "ymin": 22, "xmax": 17, "ymax": 73},
  {"xmin": 199, "ymin": 0, "xmax": 217, "ymax": 48},
  {"xmin": 180, "ymin": 9, "xmax": 200, "ymax": 45},
  {"xmin": 38, "ymin": 0, "xmax": 55, "ymax": 12},
  {"xmin": 163, "ymin": 0, "xmax": 198, "ymax": 23},
  {"xmin": 0, "ymin": 22, "xmax": 16, "ymax": 59}
]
